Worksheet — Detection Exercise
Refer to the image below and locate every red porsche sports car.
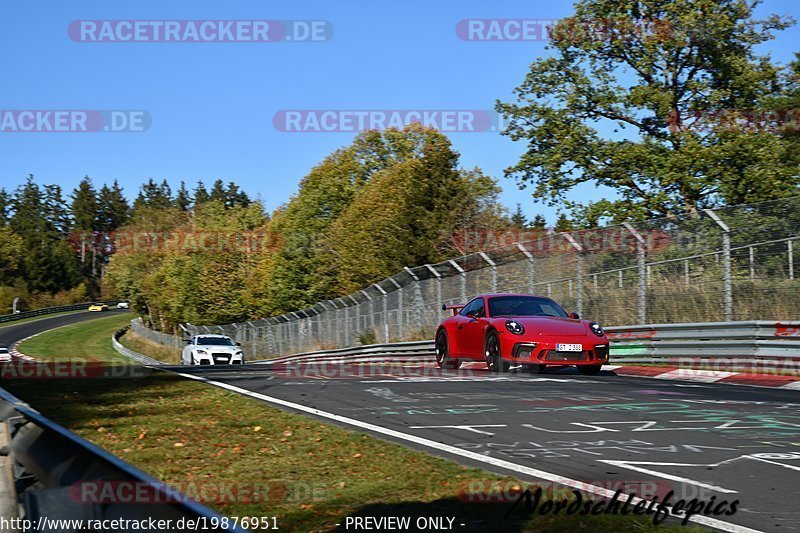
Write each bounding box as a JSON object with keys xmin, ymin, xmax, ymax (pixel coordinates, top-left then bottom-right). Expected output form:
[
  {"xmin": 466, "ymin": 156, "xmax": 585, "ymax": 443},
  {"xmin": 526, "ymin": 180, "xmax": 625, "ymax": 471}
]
[{"xmin": 435, "ymin": 293, "xmax": 609, "ymax": 375}]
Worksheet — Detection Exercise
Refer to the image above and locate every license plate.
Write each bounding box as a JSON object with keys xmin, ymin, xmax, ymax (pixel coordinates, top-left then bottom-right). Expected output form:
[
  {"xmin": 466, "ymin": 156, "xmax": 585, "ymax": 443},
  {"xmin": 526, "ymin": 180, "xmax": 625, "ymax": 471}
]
[{"xmin": 556, "ymin": 343, "xmax": 582, "ymax": 352}]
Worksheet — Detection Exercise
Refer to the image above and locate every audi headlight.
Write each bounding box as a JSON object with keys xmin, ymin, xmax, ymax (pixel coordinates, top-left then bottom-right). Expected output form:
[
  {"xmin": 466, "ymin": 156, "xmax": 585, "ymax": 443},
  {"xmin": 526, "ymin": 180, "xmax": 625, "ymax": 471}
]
[
  {"xmin": 589, "ymin": 322, "xmax": 604, "ymax": 337},
  {"xmin": 196, "ymin": 349, "xmax": 208, "ymax": 354},
  {"xmin": 505, "ymin": 320, "xmax": 525, "ymax": 335}
]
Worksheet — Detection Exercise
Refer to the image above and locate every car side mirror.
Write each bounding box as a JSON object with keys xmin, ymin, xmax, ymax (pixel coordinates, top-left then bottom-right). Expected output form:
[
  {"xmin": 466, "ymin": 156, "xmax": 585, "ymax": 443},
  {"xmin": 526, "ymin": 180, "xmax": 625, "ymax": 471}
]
[
  {"xmin": 570, "ymin": 312, "xmax": 580, "ymax": 320},
  {"xmin": 236, "ymin": 342, "xmax": 242, "ymax": 346}
]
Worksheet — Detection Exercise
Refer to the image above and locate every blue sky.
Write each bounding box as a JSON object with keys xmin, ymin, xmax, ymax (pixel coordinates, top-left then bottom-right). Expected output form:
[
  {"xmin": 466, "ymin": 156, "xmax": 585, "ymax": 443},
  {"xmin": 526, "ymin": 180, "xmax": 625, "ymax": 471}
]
[{"xmin": 2, "ymin": 1, "xmax": 798, "ymax": 224}]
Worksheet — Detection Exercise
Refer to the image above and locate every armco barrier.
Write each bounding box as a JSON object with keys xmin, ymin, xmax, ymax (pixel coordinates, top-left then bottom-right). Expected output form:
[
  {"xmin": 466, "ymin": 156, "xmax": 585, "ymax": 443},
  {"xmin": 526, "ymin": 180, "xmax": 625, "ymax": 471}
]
[
  {"xmin": 0, "ymin": 386, "xmax": 244, "ymax": 531},
  {"xmin": 0, "ymin": 301, "xmax": 123, "ymax": 324},
  {"xmin": 112, "ymin": 326, "xmax": 164, "ymax": 366},
  {"xmin": 243, "ymin": 320, "xmax": 800, "ymax": 364}
]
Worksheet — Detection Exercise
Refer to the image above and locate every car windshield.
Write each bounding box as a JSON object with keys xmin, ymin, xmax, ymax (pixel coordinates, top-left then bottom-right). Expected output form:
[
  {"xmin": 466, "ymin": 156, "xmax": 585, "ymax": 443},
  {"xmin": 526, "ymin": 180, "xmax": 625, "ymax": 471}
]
[
  {"xmin": 488, "ymin": 296, "xmax": 568, "ymax": 318},
  {"xmin": 197, "ymin": 337, "xmax": 234, "ymax": 346}
]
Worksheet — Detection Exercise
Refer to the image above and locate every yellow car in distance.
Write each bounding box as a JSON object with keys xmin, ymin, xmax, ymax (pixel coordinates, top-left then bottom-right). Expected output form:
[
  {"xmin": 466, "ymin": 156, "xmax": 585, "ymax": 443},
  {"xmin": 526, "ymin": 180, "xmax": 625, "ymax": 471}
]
[{"xmin": 88, "ymin": 303, "xmax": 108, "ymax": 312}]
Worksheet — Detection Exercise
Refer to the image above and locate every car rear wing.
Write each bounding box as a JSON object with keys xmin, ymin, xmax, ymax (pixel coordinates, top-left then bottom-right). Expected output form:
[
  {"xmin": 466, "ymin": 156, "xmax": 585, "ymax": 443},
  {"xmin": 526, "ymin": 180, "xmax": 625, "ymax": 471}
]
[{"xmin": 441, "ymin": 303, "xmax": 464, "ymax": 316}]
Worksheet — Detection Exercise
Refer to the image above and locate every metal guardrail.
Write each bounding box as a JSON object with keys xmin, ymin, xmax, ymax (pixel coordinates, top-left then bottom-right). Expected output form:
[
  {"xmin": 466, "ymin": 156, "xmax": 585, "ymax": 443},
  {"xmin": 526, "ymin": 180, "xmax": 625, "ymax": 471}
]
[
  {"xmin": 0, "ymin": 386, "xmax": 244, "ymax": 532},
  {"xmin": 606, "ymin": 320, "xmax": 800, "ymax": 358},
  {"xmin": 0, "ymin": 301, "xmax": 123, "ymax": 325},
  {"xmin": 112, "ymin": 327, "xmax": 164, "ymax": 366},
  {"xmin": 247, "ymin": 320, "xmax": 800, "ymax": 364}
]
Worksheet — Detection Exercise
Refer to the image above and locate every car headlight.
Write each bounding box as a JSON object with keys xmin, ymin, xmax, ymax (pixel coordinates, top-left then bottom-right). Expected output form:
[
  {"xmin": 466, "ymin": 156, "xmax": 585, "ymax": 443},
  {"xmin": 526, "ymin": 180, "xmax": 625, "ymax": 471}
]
[
  {"xmin": 505, "ymin": 320, "xmax": 525, "ymax": 335},
  {"xmin": 235, "ymin": 351, "xmax": 243, "ymax": 356},
  {"xmin": 196, "ymin": 349, "xmax": 207, "ymax": 354},
  {"xmin": 589, "ymin": 322, "xmax": 604, "ymax": 337}
]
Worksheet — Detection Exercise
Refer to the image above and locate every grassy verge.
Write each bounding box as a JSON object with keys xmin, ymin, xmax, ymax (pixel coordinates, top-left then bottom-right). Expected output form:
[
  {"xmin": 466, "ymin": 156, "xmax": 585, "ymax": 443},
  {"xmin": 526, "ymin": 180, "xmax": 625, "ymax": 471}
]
[
  {"xmin": 0, "ymin": 373, "xmax": 680, "ymax": 532},
  {"xmin": 118, "ymin": 329, "xmax": 181, "ymax": 364},
  {"xmin": 17, "ymin": 313, "xmax": 131, "ymax": 362}
]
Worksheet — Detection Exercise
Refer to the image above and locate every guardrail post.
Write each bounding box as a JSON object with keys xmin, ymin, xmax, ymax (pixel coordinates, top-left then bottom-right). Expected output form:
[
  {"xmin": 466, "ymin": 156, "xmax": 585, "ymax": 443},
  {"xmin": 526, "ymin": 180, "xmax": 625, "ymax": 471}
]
[
  {"xmin": 623, "ymin": 223, "xmax": 647, "ymax": 324},
  {"xmin": 561, "ymin": 233, "xmax": 583, "ymax": 316},
  {"xmin": 387, "ymin": 277, "xmax": 403, "ymax": 340},
  {"xmin": 373, "ymin": 284, "xmax": 389, "ymax": 342},
  {"xmin": 448, "ymin": 259, "xmax": 466, "ymax": 302},
  {"xmin": 516, "ymin": 243, "xmax": 534, "ymax": 293},
  {"xmin": 704, "ymin": 209, "xmax": 732, "ymax": 321},
  {"xmin": 478, "ymin": 252, "xmax": 497, "ymax": 292}
]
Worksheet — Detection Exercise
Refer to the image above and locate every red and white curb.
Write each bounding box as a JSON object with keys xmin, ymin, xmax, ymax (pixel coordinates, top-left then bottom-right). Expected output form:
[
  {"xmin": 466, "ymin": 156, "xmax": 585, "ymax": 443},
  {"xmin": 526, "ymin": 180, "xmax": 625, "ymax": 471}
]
[{"xmin": 607, "ymin": 364, "xmax": 800, "ymax": 389}]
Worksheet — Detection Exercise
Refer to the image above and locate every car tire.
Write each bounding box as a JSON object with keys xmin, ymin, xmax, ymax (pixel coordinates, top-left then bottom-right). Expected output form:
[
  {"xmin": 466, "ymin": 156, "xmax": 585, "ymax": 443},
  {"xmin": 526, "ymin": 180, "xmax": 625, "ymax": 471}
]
[
  {"xmin": 435, "ymin": 330, "xmax": 462, "ymax": 369},
  {"xmin": 578, "ymin": 364, "xmax": 602, "ymax": 375},
  {"xmin": 485, "ymin": 331, "xmax": 509, "ymax": 373}
]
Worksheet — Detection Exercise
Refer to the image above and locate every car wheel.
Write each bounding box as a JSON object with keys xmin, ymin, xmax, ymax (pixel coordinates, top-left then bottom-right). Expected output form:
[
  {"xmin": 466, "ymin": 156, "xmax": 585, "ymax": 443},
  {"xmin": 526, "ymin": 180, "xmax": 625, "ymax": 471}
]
[
  {"xmin": 435, "ymin": 330, "xmax": 462, "ymax": 369},
  {"xmin": 485, "ymin": 331, "xmax": 509, "ymax": 373},
  {"xmin": 578, "ymin": 365, "xmax": 602, "ymax": 375}
]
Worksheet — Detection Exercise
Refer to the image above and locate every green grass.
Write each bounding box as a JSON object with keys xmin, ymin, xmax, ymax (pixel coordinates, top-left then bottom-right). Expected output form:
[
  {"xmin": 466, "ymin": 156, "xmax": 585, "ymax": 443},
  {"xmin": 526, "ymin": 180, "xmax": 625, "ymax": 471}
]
[
  {"xmin": 117, "ymin": 329, "xmax": 181, "ymax": 364},
  {"xmin": 17, "ymin": 313, "xmax": 132, "ymax": 362},
  {"xmin": 0, "ymin": 373, "xmax": 684, "ymax": 532}
]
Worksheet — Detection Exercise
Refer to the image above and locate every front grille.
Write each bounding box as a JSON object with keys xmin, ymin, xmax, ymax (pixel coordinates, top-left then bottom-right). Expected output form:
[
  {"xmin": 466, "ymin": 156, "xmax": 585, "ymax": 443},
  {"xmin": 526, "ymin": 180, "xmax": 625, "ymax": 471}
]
[
  {"xmin": 543, "ymin": 350, "xmax": 588, "ymax": 362},
  {"xmin": 212, "ymin": 352, "xmax": 231, "ymax": 363}
]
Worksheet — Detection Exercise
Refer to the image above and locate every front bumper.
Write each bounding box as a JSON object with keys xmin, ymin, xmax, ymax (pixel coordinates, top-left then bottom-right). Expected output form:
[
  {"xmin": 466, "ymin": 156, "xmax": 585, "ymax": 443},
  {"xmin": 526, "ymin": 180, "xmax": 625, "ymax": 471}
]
[
  {"xmin": 195, "ymin": 353, "xmax": 245, "ymax": 365},
  {"xmin": 502, "ymin": 335, "xmax": 609, "ymax": 366}
]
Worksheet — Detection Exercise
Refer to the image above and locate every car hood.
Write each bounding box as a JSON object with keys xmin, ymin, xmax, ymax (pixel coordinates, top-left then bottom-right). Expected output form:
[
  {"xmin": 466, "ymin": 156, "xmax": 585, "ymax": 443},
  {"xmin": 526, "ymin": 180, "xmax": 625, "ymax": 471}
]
[
  {"xmin": 495, "ymin": 316, "xmax": 588, "ymax": 336},
  {"xmin": 195, "ymin": 345, "xmax": 240, "ymax": 353}
]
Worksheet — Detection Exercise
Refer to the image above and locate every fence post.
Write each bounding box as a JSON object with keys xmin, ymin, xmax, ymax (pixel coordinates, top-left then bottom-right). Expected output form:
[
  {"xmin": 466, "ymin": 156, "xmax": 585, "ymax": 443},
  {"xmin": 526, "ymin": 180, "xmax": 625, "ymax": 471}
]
[
  {"xmin": 478, "ymin": 252, "xmax": 497, "ymax": 292},
  {"xmin": 561, "ymin": 233, "xmax": 583, "ymax": 316},
  {"xmin": 623, "ymin": 223, "xmax": 647, "ymax": 324},
  {"xmin": 404, "ymin": 267, "xmax": 425, "ymax": 333},
  {"xmin": 516, "ymin": 243, "xmax": 534, "ymax": 293},
  {"xmin": 360, "ymin": 289, "xmax": 374, "ymax": 336},
  {"xmin": 704, "ymin": 209, "xmax": 732, "ymax": 321},
  {"xmin": 424, "ymin": 264, "xmax": 442, "ymax": 325},
  {"xmin": 373, "ymin": 284, "xmax": 389, "ymax": 342},
  {"xmin": 387, "ymin": 277, "xmax": 403, "ymax": 340},
  {"xmin": 448, "ymin": 259, "xmax": 466, "ymax": 302},
  {"xmin": 789, "ymin": 240, "xmax": 795, "ymax": 280},
  {"xmin": 749, "ymin": 247, "xmax": 755, "ymax": 280}
]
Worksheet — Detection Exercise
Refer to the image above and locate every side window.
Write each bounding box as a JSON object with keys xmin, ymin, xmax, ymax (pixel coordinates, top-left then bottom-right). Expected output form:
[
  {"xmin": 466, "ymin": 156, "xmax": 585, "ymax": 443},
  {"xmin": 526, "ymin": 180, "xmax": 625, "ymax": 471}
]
[{"xmin": 460, "ymin": 298, "xmax": 485, "ymax": 317}]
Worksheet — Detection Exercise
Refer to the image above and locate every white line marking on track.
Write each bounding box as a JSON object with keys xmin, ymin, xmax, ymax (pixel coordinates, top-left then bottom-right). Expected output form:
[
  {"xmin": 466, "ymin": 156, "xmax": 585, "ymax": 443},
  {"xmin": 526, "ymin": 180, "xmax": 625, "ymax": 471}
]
[{"xmin": 175, "ymin": 370, "xmax": 763, "ymax": 533}]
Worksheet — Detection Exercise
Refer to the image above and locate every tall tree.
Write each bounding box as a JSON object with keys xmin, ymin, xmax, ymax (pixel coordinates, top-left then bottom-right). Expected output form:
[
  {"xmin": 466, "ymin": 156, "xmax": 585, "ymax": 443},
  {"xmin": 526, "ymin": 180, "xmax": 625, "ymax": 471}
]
[
  {"xmin": 194, "ymin": 181, "xmax": 210, "ymax": 205},
  {"xmin": 175, "ymin": 181, "xmax": 191, "ymax": 211},
  {"xmin": 97, "ymin": 179, "xmax": 130, "ymax": 231},
  {"xmin": 497, "ymin": 0, "xmax": 798, "ymax": 222},
  {"xmin": 71, "ymin": 176, "xmax": 98, "ymax": 231},
  {"xmin": 0, "ymin": 189, "xmax": 10, "ymax": 225},
  {"xmin": 510, "ymin": 204, "xmax": 528, "ymax": 228}
]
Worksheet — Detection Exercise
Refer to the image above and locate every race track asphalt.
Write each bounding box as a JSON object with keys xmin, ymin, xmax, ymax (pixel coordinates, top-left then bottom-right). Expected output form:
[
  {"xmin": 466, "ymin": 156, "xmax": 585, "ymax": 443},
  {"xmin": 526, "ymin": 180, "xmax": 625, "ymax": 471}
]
[
  {"xmin": 174, "ymin": 361, "xmax": 800, "ymax": 532},
  {"xmin": 0, "ymin": 308, "xmax": 130, "ymax": 349}
]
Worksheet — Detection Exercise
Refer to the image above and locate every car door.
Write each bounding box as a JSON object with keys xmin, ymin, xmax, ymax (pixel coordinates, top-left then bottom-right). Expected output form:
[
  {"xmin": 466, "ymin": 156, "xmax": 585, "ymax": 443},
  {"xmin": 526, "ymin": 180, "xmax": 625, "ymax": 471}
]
[{"xmin": 458, "ymin": 298, "xmax": 488, "ymax": 359}]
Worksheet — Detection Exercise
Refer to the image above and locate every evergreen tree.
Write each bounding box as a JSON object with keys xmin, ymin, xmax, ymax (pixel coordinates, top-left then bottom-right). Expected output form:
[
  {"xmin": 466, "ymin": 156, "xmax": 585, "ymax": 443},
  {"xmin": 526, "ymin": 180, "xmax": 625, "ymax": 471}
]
[
  {"xmin": 554, "ymin": 213, "xmax": 573, "ymax": 232},
  {"xmin": 226, "ymin": 181, "xmax": 250, "ymax": 208},
  {"xmin": 0, "ymin": 189, "xmax": 10, "ymax": 225},
  {"xmin": 71, "ymin": 176, "xmax": 98, "ymax": 231},
  {"xmin": 97, "ymin": 179, "xmax": 130, "ymax": 231},
  {"xmin": 209, "ymin": 179, "xmax": 227, "ymax": 203},
  {"xmin": 175, "ymin": 181, "xmax": 192, "ymax": 211},
  {"xmin": 530, "ymin": 214, "xmax": 547, "ymax": 231},
  {"xmin": 194, "ymin": 181, "xmax": 210, "ymax": 205},
  {"xmin": 510, "ymin": 204, "xmax": 527, "ymax": 228}
]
